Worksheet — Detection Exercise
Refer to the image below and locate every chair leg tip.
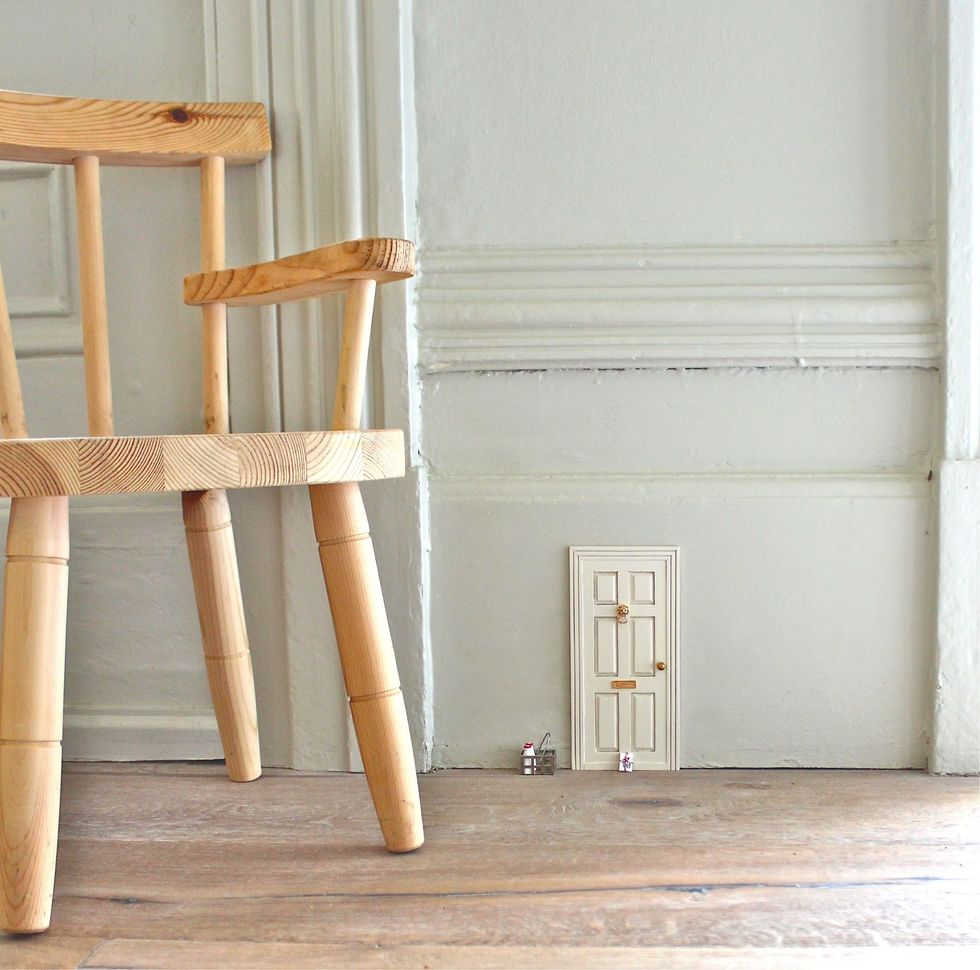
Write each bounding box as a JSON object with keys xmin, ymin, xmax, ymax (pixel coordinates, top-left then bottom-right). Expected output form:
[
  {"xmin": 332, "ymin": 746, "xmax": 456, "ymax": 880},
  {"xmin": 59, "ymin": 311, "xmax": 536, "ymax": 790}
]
[
  {"xmin": 384, "ymin": 833, "xmax": 425, "ymax": 854},
  {"xmin": 2, "ymin": 918, "xmax": 51, "ymax": 935},
  {"xmin": 227, "ymin": 767, "xmax": 262, "ymax": 783}
]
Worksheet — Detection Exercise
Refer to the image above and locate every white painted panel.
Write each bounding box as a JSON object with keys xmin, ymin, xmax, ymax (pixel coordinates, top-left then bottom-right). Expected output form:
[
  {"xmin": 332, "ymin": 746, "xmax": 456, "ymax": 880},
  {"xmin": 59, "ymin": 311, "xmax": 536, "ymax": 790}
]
[
  {"xmin": 414, "ymin": 0, "xmax": 934, "ymax": 248},
  {"xmin": 422, "ymin": 369, "xmax": 940, "ymax": 477},
  {"xmin": 431, "ymin": 477, "xmax": 932, "ymax": 769}
]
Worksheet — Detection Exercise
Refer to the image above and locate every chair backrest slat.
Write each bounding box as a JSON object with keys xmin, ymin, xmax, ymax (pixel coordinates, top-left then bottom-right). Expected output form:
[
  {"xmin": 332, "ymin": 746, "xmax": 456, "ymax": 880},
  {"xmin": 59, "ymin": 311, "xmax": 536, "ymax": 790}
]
[
  {"xmin": 73, "ymin": 155, "xmax": 113, "ymax": 436},
  {"xmin": 0, "ymin": 262, "xmax": 28, "ymax": 440},
  {"xmin": 0, "ymin": 90, "xmax": 270, "ymax": 167},
  {"xmin": 200, "ymin": 156, "xmax": 228, "ymax": 435}
]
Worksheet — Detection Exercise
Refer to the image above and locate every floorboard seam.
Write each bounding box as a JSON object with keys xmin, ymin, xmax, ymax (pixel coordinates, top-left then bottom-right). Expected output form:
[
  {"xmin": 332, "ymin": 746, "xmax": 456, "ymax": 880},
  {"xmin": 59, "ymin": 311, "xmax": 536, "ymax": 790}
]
[
  {"xmin": 76, "ymin": 937, "xmax": 110, "ymax": 969},
  {"xmin": 56, "ymin": 873, "xmax": 970, "ymax": 908}
]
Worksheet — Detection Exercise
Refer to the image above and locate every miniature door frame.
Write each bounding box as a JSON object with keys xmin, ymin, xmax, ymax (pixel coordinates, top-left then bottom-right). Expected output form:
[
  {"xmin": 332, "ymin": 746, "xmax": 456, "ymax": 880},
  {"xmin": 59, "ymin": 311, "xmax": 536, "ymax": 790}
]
[{"xmin": 569, "ymin": 545, "xmax": 680, "ymax": 770}]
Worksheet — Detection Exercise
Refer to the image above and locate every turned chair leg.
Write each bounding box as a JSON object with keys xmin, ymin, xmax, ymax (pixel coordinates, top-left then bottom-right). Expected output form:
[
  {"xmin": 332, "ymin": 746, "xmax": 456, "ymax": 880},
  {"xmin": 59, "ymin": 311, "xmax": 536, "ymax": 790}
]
[
  {"xmin": 182, "ymin": 489, "xmax": 260, "ymax": 782},
  {"xmin": 0, "ymin": 496, "xmax": 69, "ymax": 934},
  {"xmin": 310, "ymin": 481, "xmax": 423, "ymax": 853}
]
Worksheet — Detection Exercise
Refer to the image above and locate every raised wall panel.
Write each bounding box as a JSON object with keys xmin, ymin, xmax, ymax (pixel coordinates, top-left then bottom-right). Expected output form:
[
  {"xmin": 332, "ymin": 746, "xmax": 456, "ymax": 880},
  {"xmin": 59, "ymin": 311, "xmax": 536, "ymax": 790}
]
[
  {"xmin": 430, "ymin": 469, "xmax": 933, "ymax": 769},
  {"xmin": 0, "ymin": 164, "xmax": 71, "ymax": 317},
  {"xmin": 0, "ymin": 162, "xmax": 80, "ymax": 357},
  {"xmin": 422, "ymin": 369, "xmax": 940, "ymax": 478}
]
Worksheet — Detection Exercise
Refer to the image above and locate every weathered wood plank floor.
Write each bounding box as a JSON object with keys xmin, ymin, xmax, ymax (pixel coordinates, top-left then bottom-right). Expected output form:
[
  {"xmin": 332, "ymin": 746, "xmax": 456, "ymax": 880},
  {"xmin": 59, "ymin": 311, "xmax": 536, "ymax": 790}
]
[{"xmin": 0, "ymin": 766, "xmax": 977, "ymax": 968}]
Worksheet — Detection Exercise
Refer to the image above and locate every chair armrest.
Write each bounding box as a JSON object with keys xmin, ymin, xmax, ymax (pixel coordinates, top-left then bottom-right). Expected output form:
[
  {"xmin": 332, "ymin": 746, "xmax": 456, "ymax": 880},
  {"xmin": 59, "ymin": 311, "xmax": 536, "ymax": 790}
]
[{"xmin": 183, "ymin": 237, "xmax": 414, "ymax": 307}]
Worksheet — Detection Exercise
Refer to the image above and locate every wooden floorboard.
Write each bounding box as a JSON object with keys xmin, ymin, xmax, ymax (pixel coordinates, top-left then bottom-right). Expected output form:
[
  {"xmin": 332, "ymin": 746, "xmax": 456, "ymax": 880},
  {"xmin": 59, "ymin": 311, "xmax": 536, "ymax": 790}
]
[
  {"xmin": 0, "ymin": 766, "xmax": 976, "ymax": 968},
  {"xmin": 77, "ymin": 941, "xmax": 980, "ymax": 969}
]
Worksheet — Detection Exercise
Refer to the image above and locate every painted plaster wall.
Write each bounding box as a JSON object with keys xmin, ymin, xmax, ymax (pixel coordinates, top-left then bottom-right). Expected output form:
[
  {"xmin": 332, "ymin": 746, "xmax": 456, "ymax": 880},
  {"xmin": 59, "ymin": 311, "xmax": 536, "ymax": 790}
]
[{"xmin": 414, "ymin": 1, "xmax": 943, "ymax": 767}]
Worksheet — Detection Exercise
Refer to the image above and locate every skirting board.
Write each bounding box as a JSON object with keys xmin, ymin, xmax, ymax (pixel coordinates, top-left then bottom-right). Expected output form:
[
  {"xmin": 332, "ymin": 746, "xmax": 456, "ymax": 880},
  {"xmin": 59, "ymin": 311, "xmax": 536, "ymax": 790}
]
[{"xmin": 63, "ymin": 712, "xmax": 223, "ymax": 762}]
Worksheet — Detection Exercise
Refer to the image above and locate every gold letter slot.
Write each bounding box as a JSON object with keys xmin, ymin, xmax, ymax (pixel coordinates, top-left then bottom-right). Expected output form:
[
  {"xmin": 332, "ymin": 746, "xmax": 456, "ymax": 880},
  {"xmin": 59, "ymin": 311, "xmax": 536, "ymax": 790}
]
[{"xmin": 611, "ymin": 679, "xmax": 637, "ymax": 690}]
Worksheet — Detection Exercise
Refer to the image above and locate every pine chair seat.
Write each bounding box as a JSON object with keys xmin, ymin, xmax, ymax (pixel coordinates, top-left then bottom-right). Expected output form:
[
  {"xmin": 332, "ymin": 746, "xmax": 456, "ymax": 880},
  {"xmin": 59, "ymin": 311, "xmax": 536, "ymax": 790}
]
[{"xmin": 0, "ymin": 429, "xmax": 404, "ymax": 497}]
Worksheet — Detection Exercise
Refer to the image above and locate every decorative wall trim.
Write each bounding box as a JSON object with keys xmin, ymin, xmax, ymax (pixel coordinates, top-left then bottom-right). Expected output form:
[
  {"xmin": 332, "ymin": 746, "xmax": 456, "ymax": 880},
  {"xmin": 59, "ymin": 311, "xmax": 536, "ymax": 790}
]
[
  {"xmin": 429, "ymin": 472, "xmax": 930, "ymax": 503},
  {"xmin": 417, "ymin": 244, "xmax": 940, "ymax": 372},
  {"xmin": 0, "ymin": 163, "xmax": 80, "ymax": 357},
  {"xmin": 63, "ymin": 712, "xmax": 222, "ymax": 761},
  {"xmin": 933, "ymin": 0, "xmax": 980, "ymax": 774}
]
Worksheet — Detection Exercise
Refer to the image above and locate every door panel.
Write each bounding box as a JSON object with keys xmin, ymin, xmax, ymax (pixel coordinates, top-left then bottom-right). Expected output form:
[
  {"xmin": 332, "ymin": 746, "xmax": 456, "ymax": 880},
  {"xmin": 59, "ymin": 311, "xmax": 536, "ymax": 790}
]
[
  {"xmin": 630, "ymin": 569, "xmax": 655, "ymax": 604},
  {"xmin": 595, "ymin": 693, "xmax": 620, "ymax": 751},
  {"xmin": 594, "ymin": 617, "xmax": 619, "ymax": 676},
  {"xmin": 593, "ymin": 570, "xmax": 618, "ymax": 604},
  {"xmin": 631, "ymin": 692, "xmax": 656, "ymax": 751},
  {"xmin": 632, "ymin": 615, "xmax": 656, "ymax": 676}
]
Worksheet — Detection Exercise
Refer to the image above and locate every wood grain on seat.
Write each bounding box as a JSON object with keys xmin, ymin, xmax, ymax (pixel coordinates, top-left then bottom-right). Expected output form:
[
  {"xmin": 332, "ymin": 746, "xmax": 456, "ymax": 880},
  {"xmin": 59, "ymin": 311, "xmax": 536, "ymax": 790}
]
[
  {"xmin": 0, "ymin": 430, "xmax": 404, "ymax": 497},
  {"xmin": 183, "ymin": 238, "xmax": 415, "ymax": 307}
]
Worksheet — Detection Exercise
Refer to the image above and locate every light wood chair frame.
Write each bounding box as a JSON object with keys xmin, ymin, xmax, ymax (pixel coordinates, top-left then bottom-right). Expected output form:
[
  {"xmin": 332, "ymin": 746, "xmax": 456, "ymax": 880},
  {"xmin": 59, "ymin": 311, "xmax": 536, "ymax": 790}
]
[{"xmin": 0, "ymin": 91, "xmax": 422, "ymax": 934}]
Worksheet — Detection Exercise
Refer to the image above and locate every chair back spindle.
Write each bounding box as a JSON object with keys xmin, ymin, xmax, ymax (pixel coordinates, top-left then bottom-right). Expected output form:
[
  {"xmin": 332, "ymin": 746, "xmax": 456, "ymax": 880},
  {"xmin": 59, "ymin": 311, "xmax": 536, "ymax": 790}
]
[
  {"xmin": 0, "ymin": 261, "xmax": 28, "ymax": 439},
  {"xmin": 200, "ymin": 155, "xmax": 228, "ymax": 435},
  {"xmin": 332, "ymin": 279, "xmax": 376, "ymax": 432},
  {"xmin": 73, "ymin": 154, "xmax": 113, "ymax": 436}
]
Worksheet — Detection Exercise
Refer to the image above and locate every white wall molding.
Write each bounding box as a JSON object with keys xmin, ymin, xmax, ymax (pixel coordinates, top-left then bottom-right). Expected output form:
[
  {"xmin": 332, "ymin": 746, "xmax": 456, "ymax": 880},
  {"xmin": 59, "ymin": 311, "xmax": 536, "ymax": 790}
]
[
  {"xmin": 933, "ymin": 0, "xmax": 980, "ymax": 774},
  {"xmin": 361, "ymin": 0, "xmax": 433, "ymax": 770},
  {"xmin": 212, "ymin": 0, "xmax": 432, "ymax": 772},
  {"xmin": 430, "ymin": 472, "xmax": 929, "ymax": 504},
  {"xmin": 417, "ymin": 244, "xmax": 940, "ymax": 372},
  {"xmin": 934, "ymin": 459, "xmax": 980, "ymax": 775}
]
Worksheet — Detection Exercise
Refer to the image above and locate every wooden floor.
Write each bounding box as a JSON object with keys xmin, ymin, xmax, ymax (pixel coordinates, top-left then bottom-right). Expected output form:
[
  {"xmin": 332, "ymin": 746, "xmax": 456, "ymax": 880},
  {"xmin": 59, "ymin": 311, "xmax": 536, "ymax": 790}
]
[{"xmin": 0, "ymin": 765, "xmax": 977, "ymax": 969}]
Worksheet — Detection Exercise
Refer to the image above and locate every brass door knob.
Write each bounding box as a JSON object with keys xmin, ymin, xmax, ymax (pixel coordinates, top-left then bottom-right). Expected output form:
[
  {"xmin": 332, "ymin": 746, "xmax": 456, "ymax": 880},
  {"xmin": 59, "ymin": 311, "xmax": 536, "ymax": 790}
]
[
  {"xmin": 616, "ymin": 604, "xmax": 629, "ymax": 624},
  {"xmin": 656, "ymin": 661, "xmax": 667, "ymax": 671}
]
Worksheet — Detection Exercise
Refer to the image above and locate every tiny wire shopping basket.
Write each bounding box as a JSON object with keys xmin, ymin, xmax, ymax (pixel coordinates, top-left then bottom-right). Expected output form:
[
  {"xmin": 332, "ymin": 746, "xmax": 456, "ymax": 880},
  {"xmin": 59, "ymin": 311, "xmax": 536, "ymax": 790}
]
[{"xmin": 520, "ymin": 732, "xmax": 557, "ymax": 775}]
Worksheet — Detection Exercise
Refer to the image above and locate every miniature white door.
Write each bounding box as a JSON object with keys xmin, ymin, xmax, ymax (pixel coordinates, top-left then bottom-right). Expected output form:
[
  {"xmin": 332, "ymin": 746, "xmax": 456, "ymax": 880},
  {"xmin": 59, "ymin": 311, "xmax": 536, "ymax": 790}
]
[{"xmin": 570, "ymin": 547, "xmax": 679, "ymax": 770}]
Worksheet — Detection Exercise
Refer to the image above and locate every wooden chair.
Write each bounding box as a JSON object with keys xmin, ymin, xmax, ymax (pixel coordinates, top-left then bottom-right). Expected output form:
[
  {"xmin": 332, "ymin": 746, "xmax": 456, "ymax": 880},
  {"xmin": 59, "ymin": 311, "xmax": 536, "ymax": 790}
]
[{"xmin": 0, "ymin": 90, "xmax": 423, "ymax": 934}]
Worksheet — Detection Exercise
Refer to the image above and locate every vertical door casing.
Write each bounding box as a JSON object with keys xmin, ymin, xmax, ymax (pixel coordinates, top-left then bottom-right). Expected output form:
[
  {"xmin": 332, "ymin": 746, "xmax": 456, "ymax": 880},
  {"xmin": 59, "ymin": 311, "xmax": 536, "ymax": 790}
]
[{"xmin": 570, "ymin": 546, "xmax": 679, "ymax": 769}]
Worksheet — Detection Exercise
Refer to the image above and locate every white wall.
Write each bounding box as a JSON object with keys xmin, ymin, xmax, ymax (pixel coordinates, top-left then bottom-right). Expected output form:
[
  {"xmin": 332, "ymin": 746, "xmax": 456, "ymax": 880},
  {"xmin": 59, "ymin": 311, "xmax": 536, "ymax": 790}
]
[
  {"xmin": 414, "ymin": 0, "xmax": 943, "ymax": 767},
  {"xmin": 3, "ymin": 0, "xmax": 968, "ymax": 774}
]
